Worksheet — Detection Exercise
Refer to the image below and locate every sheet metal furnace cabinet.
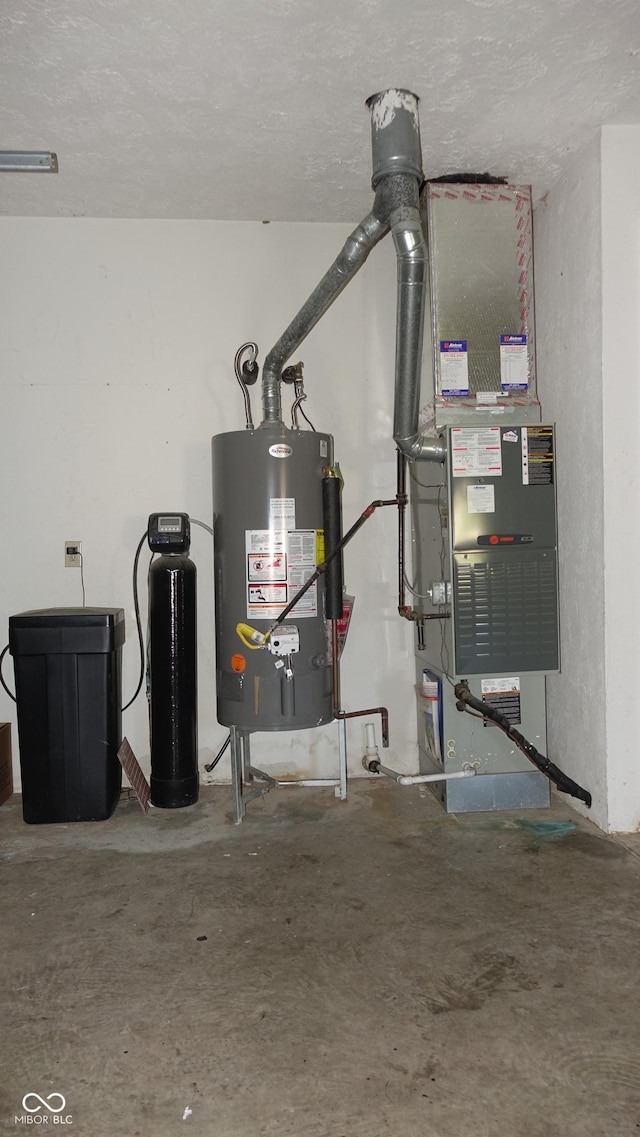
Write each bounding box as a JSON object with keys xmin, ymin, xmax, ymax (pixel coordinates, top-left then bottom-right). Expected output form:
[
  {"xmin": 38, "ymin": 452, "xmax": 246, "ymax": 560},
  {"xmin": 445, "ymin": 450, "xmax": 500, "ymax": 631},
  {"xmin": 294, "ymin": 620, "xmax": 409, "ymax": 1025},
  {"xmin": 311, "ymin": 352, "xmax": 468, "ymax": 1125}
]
[{"xmin": 411, "ymin": 422, "xmax": 559, "ymax": 812}]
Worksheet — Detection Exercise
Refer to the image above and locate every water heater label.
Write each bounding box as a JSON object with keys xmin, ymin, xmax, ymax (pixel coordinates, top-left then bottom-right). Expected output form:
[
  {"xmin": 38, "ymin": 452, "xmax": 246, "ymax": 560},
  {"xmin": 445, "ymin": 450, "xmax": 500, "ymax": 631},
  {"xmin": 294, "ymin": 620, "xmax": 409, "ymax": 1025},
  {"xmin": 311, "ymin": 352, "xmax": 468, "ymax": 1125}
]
[
  {"xmin": 500, "ymin": 334, "xmax": 529, "ymax": 391},
  {"xmin": 246, "ymin": 530, "xmax": 285, "ymax": 554},
  {"xmin": 440, "ymin": 340, "xmax": 469, "ymax": 396},
  {"xmin": 248, "ymin": 582, "xmax": 288, "ymax": 606},
  {"xmin": 451, "ymin": 427, "xmax": 503, "ymax": 477},
  {"xmin": 268, "ymin": 443, "xmax": 293, "ymax": 458},
  {"xmin": 245, "ymin": 529, "xmax": 317, "ymax": 619},
  {"xmin": 247, "ymin": 553, "xmax": 287, "ymax": 583},
  {"xmin": 269, "ymin": 497, "xmax": 296, "ymax": 529}
]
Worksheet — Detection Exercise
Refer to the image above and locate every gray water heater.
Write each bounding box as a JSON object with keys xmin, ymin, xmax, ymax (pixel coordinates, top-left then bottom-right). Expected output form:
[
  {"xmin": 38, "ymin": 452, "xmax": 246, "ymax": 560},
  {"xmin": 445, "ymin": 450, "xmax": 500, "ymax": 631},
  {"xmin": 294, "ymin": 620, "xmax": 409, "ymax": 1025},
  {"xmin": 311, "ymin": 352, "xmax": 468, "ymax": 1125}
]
[{"xmin": 212, "ymin": 426, "xmax": 334, "ymax": 731}]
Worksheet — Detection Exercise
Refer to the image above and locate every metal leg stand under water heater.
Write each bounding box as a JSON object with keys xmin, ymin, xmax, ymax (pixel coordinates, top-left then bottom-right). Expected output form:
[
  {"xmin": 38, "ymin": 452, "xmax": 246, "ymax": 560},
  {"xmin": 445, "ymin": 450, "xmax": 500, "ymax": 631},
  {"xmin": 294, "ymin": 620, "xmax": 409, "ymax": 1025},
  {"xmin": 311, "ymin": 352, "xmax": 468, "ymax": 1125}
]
[{"xmin": 230, "ymin": 722, "xmax": 347, "ymax": 825}]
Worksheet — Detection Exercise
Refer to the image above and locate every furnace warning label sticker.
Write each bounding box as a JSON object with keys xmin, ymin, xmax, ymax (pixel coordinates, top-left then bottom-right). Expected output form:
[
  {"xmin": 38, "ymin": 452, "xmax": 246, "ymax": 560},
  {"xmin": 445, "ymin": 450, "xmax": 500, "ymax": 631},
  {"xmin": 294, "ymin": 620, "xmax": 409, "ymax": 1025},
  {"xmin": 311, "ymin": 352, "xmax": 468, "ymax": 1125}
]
[
  {"xmin": 451, "ymin": 427, "xmax": 503, "ymax": 477},
  {"xmin": 440, "ymin": 341, "xmax": 469, "ymax": 396},
  {"xmin": 481, "ymin": 677, "xmax": 521, "ymax": 726},
  {"xmin": 521, "ymin": 426, "xmax": 554, "ymax": 485},
  {"xmin": 245, "ymin": 529, "xmax": 317, "ymax": 619},
  {"xmin": 467, "ymin": 484, "xmax": 495, "ymax": 514},
  {"xmin": 500, "ymin": 334, "xmax": 529, "ymax": 391}
]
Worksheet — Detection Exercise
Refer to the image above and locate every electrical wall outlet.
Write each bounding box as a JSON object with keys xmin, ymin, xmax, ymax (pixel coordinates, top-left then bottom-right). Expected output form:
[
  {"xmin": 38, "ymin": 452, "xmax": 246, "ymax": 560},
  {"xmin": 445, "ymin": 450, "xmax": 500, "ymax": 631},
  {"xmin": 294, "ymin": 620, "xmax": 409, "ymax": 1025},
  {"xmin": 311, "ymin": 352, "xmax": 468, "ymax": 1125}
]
[{"xmin": 65, "ymin": 540, "xmax": 82, "ymax": 568}]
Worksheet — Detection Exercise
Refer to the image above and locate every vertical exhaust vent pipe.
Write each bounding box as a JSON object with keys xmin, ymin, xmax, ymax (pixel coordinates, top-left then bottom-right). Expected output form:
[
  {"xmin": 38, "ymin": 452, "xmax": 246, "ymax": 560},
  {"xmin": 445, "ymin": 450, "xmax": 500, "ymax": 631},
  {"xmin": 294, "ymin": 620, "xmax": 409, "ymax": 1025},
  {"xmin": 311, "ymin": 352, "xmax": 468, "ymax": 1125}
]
[
  {"xmin": 368, "ymin": 88, "xmax": 423, "ymax": 185},
  {"xmin": 368, "ymin": 90, "xmax": 446, "ymax": 464},
  {"xmin": 260, "ymin": 88, "xmax": 446, "ymax": 464}
]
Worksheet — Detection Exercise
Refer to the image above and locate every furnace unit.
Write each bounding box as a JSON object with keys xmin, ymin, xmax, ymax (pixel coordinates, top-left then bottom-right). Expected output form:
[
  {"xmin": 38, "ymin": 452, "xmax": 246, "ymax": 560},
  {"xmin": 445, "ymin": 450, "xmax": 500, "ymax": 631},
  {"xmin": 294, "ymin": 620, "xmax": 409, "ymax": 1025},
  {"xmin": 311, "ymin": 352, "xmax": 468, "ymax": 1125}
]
[{"xmin": 410, "ymin": 182, "xmax": 558, "ymax": 811}]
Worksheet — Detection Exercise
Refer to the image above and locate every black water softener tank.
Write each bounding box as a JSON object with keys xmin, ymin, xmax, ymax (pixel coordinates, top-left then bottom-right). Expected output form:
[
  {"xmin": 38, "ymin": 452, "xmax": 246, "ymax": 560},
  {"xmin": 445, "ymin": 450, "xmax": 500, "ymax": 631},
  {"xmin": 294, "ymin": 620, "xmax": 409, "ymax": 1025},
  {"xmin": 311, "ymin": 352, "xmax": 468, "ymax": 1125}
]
[
  {"xmin": 147, "ymin": 513, "xmax": 198, "ymax": 808},
  {"xmin": 9, "ymin": 607, "xmax": 125, "ymax": 823}
]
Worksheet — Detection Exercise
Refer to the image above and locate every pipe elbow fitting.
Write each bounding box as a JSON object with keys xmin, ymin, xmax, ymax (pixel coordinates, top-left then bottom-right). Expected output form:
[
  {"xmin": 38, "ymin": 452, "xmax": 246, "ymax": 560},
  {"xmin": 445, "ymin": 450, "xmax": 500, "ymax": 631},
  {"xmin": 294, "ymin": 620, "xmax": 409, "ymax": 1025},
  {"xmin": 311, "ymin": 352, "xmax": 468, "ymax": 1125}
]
[
  {"xmin": 339, "ymin": 215, "xmax": 388, "ymax": 274},
  {"xmin": 391, "ymin": 212, "xmax": 427, "ymax": 286},
  {"xmin": 395, "ymin": 434, "xmax": 447, "ymax": 463}
]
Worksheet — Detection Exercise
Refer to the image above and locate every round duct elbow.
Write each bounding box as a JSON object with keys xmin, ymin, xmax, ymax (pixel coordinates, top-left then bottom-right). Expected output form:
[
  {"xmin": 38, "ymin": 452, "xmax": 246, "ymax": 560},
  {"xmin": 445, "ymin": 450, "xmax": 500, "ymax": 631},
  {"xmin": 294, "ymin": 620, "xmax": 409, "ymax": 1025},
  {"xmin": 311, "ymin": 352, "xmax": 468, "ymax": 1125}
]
[{"xmin": 395, "ymin": 433, "xmax": 447, "ymax": 463}]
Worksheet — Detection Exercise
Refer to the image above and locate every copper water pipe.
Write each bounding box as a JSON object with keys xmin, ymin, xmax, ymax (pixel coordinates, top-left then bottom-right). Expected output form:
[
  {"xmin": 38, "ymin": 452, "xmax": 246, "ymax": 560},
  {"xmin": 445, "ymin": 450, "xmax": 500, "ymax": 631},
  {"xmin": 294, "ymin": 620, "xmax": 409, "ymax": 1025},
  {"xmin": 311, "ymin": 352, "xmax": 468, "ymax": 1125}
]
[{"xmin": 331, "ymin": 619, "xmax": 389, "ymax": 747}]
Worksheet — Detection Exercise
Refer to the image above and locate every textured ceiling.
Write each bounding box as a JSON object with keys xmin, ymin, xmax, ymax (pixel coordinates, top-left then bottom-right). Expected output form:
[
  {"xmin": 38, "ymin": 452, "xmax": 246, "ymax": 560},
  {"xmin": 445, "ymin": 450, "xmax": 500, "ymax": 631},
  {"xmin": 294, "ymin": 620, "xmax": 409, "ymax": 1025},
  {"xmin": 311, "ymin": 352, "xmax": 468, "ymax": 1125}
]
[{"xmin": 0, "ymin": 0, "xmax": 639, "ymax": 221}]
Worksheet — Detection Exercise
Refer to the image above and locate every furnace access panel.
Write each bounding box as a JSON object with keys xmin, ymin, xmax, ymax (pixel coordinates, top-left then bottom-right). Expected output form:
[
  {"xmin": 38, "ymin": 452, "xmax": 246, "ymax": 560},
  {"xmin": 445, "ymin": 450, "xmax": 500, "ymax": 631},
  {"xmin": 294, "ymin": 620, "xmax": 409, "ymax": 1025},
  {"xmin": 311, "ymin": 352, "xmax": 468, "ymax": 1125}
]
[{"xmin": 448, "ymin": 424, "xmax": 558, "ymax": 675}]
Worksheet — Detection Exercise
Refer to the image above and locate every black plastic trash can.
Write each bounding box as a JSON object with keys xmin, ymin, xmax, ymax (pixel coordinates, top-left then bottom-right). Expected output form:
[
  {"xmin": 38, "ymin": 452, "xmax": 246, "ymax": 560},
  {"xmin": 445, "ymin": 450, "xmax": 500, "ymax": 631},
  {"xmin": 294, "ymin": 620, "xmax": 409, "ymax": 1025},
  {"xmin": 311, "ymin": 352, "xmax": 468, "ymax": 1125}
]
[{"xmin": 9, "ymin": 608, "xmax": 125, "ymax": 824}]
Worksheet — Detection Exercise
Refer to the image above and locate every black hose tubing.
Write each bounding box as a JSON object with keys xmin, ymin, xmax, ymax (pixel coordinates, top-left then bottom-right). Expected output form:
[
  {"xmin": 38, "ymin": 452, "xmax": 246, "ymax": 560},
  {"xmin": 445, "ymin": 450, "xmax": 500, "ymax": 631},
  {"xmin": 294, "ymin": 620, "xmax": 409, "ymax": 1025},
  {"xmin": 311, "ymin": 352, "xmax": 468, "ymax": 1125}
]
[{"xmin": 454, "ymin": 680, "xmax": 592, "ymax": 808}]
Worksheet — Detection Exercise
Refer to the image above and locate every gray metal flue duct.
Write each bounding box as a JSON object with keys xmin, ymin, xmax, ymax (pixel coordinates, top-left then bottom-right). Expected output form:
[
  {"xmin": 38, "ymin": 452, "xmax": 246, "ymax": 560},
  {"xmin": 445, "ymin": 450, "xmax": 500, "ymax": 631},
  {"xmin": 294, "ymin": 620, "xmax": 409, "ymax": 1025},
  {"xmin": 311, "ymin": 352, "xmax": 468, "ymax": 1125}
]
[{"xmin": 260, "ymin": 88, "xmax": 445, "ymax": 464}]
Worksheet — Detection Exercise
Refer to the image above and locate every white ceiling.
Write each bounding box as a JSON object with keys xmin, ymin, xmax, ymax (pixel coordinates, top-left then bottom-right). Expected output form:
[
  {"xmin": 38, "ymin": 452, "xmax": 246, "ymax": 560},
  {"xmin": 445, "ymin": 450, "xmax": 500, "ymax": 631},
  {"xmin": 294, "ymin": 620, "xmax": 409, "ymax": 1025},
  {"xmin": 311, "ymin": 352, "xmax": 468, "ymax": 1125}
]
[{"xmin": 1, "ymin": 0, "xmax": 639, "ymax": 222}]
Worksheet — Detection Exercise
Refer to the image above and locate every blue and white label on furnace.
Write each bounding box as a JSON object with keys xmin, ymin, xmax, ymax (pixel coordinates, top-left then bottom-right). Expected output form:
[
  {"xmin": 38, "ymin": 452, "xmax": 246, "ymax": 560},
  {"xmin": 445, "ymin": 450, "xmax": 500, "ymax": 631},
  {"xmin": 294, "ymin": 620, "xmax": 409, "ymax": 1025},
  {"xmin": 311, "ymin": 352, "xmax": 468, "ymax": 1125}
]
[
  {"xmin": 500, "ymin": 334, "xmax": 529, "ymax": 391},
  {"xmin": 440, "ymin": 340, "xmax": 469, "ymax": 396}
]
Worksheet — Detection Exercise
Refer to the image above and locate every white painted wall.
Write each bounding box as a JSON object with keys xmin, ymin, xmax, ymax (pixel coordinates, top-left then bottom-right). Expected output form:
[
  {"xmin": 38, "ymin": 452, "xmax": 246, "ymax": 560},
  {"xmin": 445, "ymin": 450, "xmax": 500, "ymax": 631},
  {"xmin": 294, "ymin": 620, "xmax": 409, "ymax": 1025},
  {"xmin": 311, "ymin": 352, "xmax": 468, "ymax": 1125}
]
[
  {"xmin": 0, "ymin": 218, "xmax": 417, "ymax": 793},
  {"xmin": 601, "ymin": 126, "xmax": 640, "ymax": 832},
  {"xmin": 536, "ymin": 126, "xmax": 640, "ymax": 832},
  {"xmin": 534, "ymin": 133, "xmax": 608, "ymax": 828}
]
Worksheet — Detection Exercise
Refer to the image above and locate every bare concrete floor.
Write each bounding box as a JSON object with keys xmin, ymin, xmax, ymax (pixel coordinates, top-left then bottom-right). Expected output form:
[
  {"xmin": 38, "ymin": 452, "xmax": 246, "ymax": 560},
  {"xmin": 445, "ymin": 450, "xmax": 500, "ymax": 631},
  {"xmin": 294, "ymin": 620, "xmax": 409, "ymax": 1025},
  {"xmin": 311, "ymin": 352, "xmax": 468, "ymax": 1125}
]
[{"xmin": 1, "ymin": 780, "xmax": 639, "ymax": 1137}]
